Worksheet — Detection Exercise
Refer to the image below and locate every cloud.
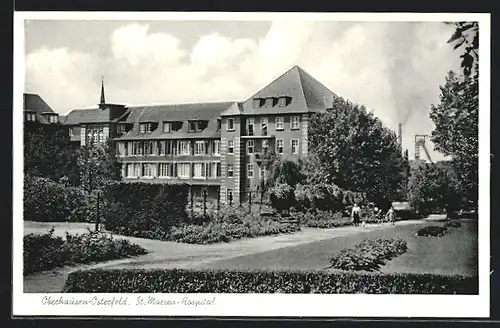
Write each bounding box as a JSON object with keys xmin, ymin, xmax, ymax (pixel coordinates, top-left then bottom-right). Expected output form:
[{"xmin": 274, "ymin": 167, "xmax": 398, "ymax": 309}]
[{"xmin": 25, "ymin": 20, "xmax": 460, "ymax": 160}]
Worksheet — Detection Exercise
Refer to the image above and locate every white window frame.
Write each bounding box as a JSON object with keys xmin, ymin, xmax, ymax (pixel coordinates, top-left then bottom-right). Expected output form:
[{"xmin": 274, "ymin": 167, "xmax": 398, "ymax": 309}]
[
  {"xmin": 247, "ymin": 118, "xmax": 255, "ymax": 136},
  {"xmin": 98, "ymin": 129, "xmax": 104, "ymax": 143},
  {"xmin": 291, "ymin": 116, "xmax": 300, "ymax": 130},
  {"xmin": 291, "ymin": 139, "xmax": 299, "ymax": 154},
  {"xmin": 247, "ymin": 163, "xmax": 254, "ymax": 178},
  {"xmin": 142, "ymin": 163, "xmax": 153, "ymax": 178},
  {"xmin": 276, "ymin": 117, "xmax": 284, "ymax": 130},
  {"xmin": 247, "ymin": 140, "xmax": 254, "ymax": 154},
  {"xmin": 69, "ymin": 128, "xmax": 73, "ymax": 137},
  {"xmin": 158, "ymin": 163, "xmax": 169, "ymax": 178},
  {"xmin": 126, "ymin": 164, "xmax": 137, "ymax": 178},
  {"xmin": 188, "ymin": 121, "xmax": 197, "ymax": 132},
  {"xmin": 227, "ymin": 140, "xmax": 234, "ymax": 154},
  {"xmin": 227, "ymin": 164, "xmax": 234, "ymax": 178},
  {"xmin": 177, "ymin": 141, "xmax": 190, "ymax": 156},
  {"xmin": 193, "ymin": 163, "xmax": 205, "ymax": 179},
  {"xmin": 265, "ymin": 98, "xmax": 274, "ymax": 107},
  {"xmin": 118, "ymin": 124, "xmax": 126, "ymax": 133},
  {"xmin": 277, "ymin": 139, "xmax": 284, "ymax": 154},
  {"xmin": 213, "ymin": 140, "xmax": 220, "ymax": 156},
  {"xmin": 278, "ymin": 97, "xmax": 287, "ymax": 107},
  {"xmin": 227, "ymin": 118, "xmax": 235, "ymax": 131},
  {"xmin": 177, "ymin": 163, "xmax": 191, "ymax": 179},
  {"xmin": 163, "ymin": 122, "xmax": 171, "ymax": 133},
  {"xmin": 195, "ymin": 141, "xmax": 206, "ymax": 156},
  {"xmin": 261, "ymin": 118, "xmax": 268, "ymax": 136}
]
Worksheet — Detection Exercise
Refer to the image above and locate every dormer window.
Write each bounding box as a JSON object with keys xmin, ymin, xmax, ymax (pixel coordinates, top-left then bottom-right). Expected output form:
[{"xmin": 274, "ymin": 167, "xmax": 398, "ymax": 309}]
[
  {"xmin": 118, "ymin": 124, "xmax": 126, "ymax": 134},
  {"xmin": 253, "ymin": 98, "xmax": 263, "ymax": 108},
  {"xmin": 140, "ymin": 123, "xmax": 153, "ymax": 134},
  {"xmin": 188, "ymin": 120, "xmax": 208, "ymax": 133},
  {"xmin": 188, "ymin": 121, "xmax": 197, "ymax": 132},
  {"xmin": 163, "ymin": 122, "xmax": 171, "ymax": 133},
  {"xmin": 49, "ymin": 115, "xmax": 59, "ymax": 124},
  {"xmin": 171, "ymin": 121, "xmax": 183, "ymax": 131},
  {"xmin": 25, "ymin": 112, "xmax": 36, "ymax": 122},
  {"xmin": 265, "ymin": 97, "xmax": 276, "ymax": 108}
]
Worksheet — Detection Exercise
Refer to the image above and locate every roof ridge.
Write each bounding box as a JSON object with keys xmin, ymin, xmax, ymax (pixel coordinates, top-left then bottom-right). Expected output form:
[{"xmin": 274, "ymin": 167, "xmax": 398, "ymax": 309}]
[
  {"xmin": 243, "ymin": 65, "xmax": 300, "ymax": 102},
  {"xmin": 294, "ymin": 66, "xmax": 309, "ymax": 109},
  {"xmin": 296, "ymin": 66, "xmax": 337, "ymax": 98}
]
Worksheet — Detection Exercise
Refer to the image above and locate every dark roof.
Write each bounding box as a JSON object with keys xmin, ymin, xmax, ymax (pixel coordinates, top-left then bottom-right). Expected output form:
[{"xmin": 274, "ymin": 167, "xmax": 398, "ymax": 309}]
[
  {"xmin": 233, "ymin": 65, "xmax": 337, "ymax": 116},
  {"xmin": 23, "ymin": 93, "xmax": 59, "ymax": 124},
  {"xmin": 63, "ymin": 108, "xmax": 111, "ymax": 125},
  {"xmin": 117, "ymin": 102, "xmax": 234, "ymax": 140}
]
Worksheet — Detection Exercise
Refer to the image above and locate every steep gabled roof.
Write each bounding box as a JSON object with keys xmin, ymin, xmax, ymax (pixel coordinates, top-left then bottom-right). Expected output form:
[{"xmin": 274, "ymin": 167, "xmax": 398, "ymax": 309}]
[
  {"xmin": 23, "ymin": 93, "xmax": 55, "ymax": 114},
  {"xmin": 117, "ymin": 102, "xmax": 235, "ymax": 140},
  {"xmin": 239, "ymin": 65, "xmax": 336, "ymax": 115}
]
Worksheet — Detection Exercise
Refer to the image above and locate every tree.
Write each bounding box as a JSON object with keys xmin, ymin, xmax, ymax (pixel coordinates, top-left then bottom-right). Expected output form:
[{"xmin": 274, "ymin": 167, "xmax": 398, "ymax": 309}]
[
  {"xmin": 77, "ymin": 139, "xmax": 121, "ymax": 193},
  {"xmin": 308, "ymin": 96, "xmax": 405, "ymax": 207},
  {"xmin": 24, "ymin": 124, "xmax": 80, "ymax": 185},
  {"xmin": 430, "ymin": 22, "xmax": 479, "ymax": 207}
]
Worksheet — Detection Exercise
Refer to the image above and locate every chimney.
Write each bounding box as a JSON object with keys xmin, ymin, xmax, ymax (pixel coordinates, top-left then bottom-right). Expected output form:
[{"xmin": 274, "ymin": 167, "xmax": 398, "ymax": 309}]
[{"xmin": 398, "ymin": 123, "xmax": 403, "ymax": 152}]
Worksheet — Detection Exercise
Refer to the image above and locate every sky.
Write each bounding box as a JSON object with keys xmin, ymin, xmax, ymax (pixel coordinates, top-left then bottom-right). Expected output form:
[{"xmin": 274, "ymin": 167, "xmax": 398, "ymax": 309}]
[{"xmin": 24, "ymin": 19, "xmax": 461, "ymax": 161}]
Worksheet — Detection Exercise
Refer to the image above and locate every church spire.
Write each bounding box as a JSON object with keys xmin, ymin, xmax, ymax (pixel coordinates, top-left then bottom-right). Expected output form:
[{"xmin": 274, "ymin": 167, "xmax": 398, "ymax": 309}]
[{"xmin": 100, "ymin": 76, "xmax": 106, "ymax": 104}]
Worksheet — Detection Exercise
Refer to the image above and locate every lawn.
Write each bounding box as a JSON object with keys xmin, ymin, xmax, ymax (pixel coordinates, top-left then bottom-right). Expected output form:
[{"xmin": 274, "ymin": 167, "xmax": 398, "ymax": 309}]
[{"xmin": 197, "ymin": 220, "xmax": 478, "ymax": 276}]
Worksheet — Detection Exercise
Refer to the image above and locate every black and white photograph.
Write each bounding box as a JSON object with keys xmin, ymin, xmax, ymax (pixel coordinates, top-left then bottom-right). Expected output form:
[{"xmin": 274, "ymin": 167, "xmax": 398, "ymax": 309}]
[{"xmin": 13, "ymin": 12, "xmax": 490, "ymax": 317}]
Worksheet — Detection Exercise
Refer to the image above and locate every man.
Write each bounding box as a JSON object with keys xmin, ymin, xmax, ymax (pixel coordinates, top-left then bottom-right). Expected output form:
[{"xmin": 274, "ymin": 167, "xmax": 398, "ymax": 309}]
[{"xmin": 351, "ymin": 203, "xmax": 361, "ymax": 227}]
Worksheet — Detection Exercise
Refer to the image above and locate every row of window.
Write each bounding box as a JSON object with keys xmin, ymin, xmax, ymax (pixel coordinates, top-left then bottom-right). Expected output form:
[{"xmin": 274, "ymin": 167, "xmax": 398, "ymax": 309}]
[
  {"xmin": 121, "ymin": 140, "xmax": 221, "ymax": 157},
  {"xmin": 25, "ymin": 113, "xmax": 37, "ymax": 122},
  {"xmin": 126, "ymin": 162, "xmax": 222, "ymax": 179},
  {"xmin": 227, "ymin": 116, "xmax": 300, "ymax": 133},
  {"xmin": 138, "ymin": 120, "xmax": 215, "ymax": 134},
  {"xmin": 85, "ymin": 127, "xmax": 106, "ymax": 144},
  {"xmin": 252, "ymin": 96, "xmax": 291, "ymax": 109},
  {"xmin": 225, "ymin": 139, "xmax": 300, "ymax": 155},
  {"xmin": 226, "ymin": 163, "xmax": 265, "ymax": 179}
]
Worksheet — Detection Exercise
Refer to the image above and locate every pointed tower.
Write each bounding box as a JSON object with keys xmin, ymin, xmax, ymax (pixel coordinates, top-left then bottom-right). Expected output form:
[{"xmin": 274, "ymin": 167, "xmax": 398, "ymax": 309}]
[{"xmin": 99, "ymin": 76, "xmax": 106, "ymax": 105}]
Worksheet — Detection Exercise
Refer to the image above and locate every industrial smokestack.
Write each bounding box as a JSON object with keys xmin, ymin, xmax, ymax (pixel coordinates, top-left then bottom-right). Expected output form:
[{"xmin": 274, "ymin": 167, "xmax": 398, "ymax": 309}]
[{"xmin": 398, "ymin": 123, "xmax": 403, "ymax": 152}]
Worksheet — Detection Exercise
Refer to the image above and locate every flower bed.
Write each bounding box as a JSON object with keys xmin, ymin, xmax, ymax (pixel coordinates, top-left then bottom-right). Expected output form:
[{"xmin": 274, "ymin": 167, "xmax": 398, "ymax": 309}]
[
  {"xmin": 416, "ymin": 226, "xmax": 447, "ymax": 237},
  {"xmin": 24, "ymin": 228, "xmax": 147, "ymax": 275},
  {"xmin": 63, "ymin": 268, "xmax": 478, "ymax": 294},
  {"xmin": 329, "ymin": 238, "xmax": 408, "ymax": 272}
]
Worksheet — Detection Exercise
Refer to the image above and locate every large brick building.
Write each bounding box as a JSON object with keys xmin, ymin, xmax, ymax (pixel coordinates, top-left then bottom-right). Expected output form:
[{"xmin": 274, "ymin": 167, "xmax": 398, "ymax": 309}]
[{"xmin": 61, "ymin": 65, "xmax": 336, "ymax": 204}]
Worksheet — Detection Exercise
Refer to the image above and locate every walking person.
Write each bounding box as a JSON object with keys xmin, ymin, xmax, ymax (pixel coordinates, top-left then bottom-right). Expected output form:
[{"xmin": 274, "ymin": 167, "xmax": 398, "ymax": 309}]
[
  {"xmin": 351, "ymin": 203, "xmax": 361, "ymax": 227},
  {"xmin": 386, "ymin": 206, "xmax": 396, "ymax": 226}
]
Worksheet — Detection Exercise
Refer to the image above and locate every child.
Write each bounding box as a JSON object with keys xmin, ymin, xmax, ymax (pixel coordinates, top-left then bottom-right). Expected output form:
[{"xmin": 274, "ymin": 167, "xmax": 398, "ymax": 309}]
[{"xmin": 386, "ymin": 206, "xmax": 396, "ymax": 225}]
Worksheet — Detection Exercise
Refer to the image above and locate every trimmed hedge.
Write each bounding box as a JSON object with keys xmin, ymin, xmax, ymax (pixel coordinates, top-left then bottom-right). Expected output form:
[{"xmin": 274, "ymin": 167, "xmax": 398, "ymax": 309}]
[
  {"xmin": 417, "ymin": 226, "xmax": 447, "ymax": 237},
  {"xmin": 329, "ymin": 238, "xmax": 408, "ymax": 272},
  {"xmin": 24, "ymin": 175, "xmax": 94, "ymax": 222},
  {"xmin": 24, "ymin": 229, "xmax": 147, "ymax": 275},
  {"xmin": 290, "ymin": 211, "xmax": 351, "ymax": 228},
  {"xmin": 63, "ymin": 268, "xmax": 478, "ymax": 294},
  {"xmin": 102, "ymin": 182, "xmax": 189, "ymax": 236}
]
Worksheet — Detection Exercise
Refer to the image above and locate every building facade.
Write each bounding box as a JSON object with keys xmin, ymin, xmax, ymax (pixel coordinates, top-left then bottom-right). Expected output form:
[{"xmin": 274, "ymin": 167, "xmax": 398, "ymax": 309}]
[{"xmin": 61, "ymin": 65, "xmax": 336, "ymax": 204}]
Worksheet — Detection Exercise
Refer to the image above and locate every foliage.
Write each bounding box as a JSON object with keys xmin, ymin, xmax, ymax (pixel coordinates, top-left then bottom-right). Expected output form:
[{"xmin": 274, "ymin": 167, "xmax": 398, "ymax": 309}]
[
  {"xmin": 407, "ymin": 163, "xmax": 461, "ymax": 215},
  {"xmin": 23, "ymin": 175, "xmax": 94, "ymax": 222},
  {"xmin": 24, "ymin": 124, "xmax": 80, "ymax": 185},
  {"xmin": 267, "ymin": 158, "xmax": 305, "ymax": 188},
  {"xmin": 308, "ymin": 96, "xmax": 405, "ymax": 206},
  {"xmin": 102, "ymin": 182, "xmax": 189, "ymax": 236},
  {"xmin": 63, "ymin": 268, "xmax": 478, "ymax": 294},
  {"xmin": 269, "ymin": 183, "xmax": 296, "ymax": 212},
  {"xmin": 329, "ymin": 238, "xmax": 408, "ymax": 272},
  {"xmin": 290, "ymin": 211, "xmax": 349, "ymax": 228},
  {"xmin": 445, "ymin": 220, "xmax": 462, "ymax": 228},
  {"xmin": 446, "ymin": 21, "xmax": 479, "ymax": 78},
  {"xmin": 24, "ymin": 229, "xmax": 147, "ymax": 275},
  {"xmin": 416, "ymin": 226, "xmax": 447, "ymax": 237},
  {"xmin": 77, "ymin": 139, "xmax": 121, "ymax": 193}
]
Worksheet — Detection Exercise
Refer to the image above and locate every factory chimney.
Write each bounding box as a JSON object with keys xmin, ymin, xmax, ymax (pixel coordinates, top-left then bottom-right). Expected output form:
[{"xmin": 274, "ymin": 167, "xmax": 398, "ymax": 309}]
[{"xmin": 397, "ymin": 123, "xmax": 403, "ymax": 153}]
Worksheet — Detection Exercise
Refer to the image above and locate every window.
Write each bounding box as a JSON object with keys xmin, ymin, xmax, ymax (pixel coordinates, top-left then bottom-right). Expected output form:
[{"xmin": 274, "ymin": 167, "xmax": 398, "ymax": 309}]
[
  {"xmin": 140, "ymin": 123, "xmax": 152, "ymax": 133},
  {"xmin": 177, "ymin": 163, "xmax": 190, "ymax": 178},
  {"xmin": 216, "ymin": 163, "xmax": 221, "ymax": 177},
  {"xmin": 227, "ymin": 118, "xmax": 235, "ymax": 131},
  {"xmin": 227, "ymin": 164, "xmax": 234, "ymax": 178},
  {"xmin": 253, "ymin": 98, "xmax": 261, "ymax": 108},
  {"xmin": 163, "ymin": 122, "xmax": 171, "ymax": 133},
  {"xmin": 26, "ymin": 113, "xmax": 36, "ymax": 122},
  {"xmin": 188, "ymin": 121, "xmax": 197, "ymax": 132},
  {"xmin": 195, "ymin": 141, "xmax": 207, "ymax": 155},
  {"xmin": 265, "ymin": 98, "xmax": 274, "ymax": 107},
  {"xmin": 166, "ymin": 140, "xmax": 176, "ymax": 155},
  {"xmin": 291, "ymin": 139, "xmax": 299, "ymax": 154},
  {"xmin": 98, "ymin": 129, "xmax": 104, "ymax": 143},
  {"xmin": 118, "ymin": 124, "xmax": 126, "ymax": 133},
  {"xmin": 261, "ymin": 118, "xmax": 268, "ymax": 136},
  {"xmin": 193, "ymin": 163, "xmax": 205, "ymax": 178},
  {"xmin": 177, "ymin": 141, "xmax": 190, "ymax": 155},
  {"xmin": 277, "ymin": 139, "xmax": 284, "ymax": 154},
  {"xmin": 247, "ymin": 118, "xmax": 255, "ymax": 136},
  {"xmin": 291, "ymin": 116, "xmax": 300, "ymax": 130},
  {"xmin": 212, "ymin": 140, "xmax": 220, "ymax": 156},
  {"xmin": 227, "ymin": 189, "xmax": 234, "ymax": 203},
  {"xmin": 69, "ymin": 128, "xmax": 73, "ymax": 137},
  {"xmin": 49, "ymin": 115, "xmax": 58, "ymax": 123},
  {"xmin": 247, "ymin": 140, "xmax": 254, "ymax": 154},
  {"xmin": 144, "ymin": 141, "xmax": 154, "ymax": 156},
  {"xmin": 276, "ymin": 117, "xmax": 284, "ymax": 130},
  {"xmin": 158, "ymin": 141, "xmax": 165, "ymax": 155},
  {"xmin": 142, "ymin": 163, "xmax": 153, "ymax": 177},
  {"xmin": 227, "ymin": 140, "xmax": 234, "ymax": 154},
  {"xmin": 159, "ymin": 163, "xmax": 175, "ymax": 177},
  {"xmin": 132, "ymin": 141, "xmax": 143, "ymax": 156},
  {"xmin": 262, "ymin": 140, "xmax": 269, "ymax": 153},
  {"xmin": 247, "ymin": 164, "xmax": 254, "ymax": 178},
  {"xmin": 278, "ymin": 96, "xmax": 287, "ymax": 107},
  {"xmin": 127, "ymin": 163, "xmax": 141, "ymax": 178}
]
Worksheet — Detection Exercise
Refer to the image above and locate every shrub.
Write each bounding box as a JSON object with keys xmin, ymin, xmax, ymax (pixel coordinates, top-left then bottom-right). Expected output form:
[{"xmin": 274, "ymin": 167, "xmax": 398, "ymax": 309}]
[
  {"xmin": 291, "ymin": 211, "xmax": 350, "ymax": 228},
  {"xmin": 24, "ymin": 175, "xmax": 92, "ymax": 222},
  {"xmin": 269, "ymin": 183, "xmax": 295, "ymax": 212},
  {"xmin": 63, "ymin": 268, "xmax": 478, "ymax": 294},
  {"xmin": 417, "ymin": 226, "xmax": 447, "ymax": 237},
  {"xmin": 329, "ymin": 238, "xmax": 408, "ymax": 272},
  {"xmin": 102, "ymin": 182, "xmax": 189, "ymax": 236},
  {"xmin": 444, "ymin": 220, "xmax": 462, "ymax": 228},
  {"xmin": 24, "ymin": 229, "xmax": 147, "ymax": 275}
]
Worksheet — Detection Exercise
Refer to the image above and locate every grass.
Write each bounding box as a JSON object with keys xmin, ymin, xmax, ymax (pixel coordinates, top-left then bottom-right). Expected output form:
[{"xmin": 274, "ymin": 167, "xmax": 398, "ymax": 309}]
[{"xmin": 197, "ymin": 220, "xmax": 478, "ymax": 276}]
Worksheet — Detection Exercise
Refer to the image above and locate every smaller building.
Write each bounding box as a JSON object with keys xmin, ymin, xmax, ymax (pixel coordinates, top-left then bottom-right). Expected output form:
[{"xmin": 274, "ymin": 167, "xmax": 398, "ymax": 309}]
[{"xmin": 23, "ymin": 93, "xmax": 60, "ymax": 126}]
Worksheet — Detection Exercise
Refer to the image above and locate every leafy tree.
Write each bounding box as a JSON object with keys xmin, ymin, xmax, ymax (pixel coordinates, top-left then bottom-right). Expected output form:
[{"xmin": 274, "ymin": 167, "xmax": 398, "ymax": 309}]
[
  {"xmin": 24, "ymin": 124, "xmax": 80, "ymax": 185},
  {"xmin": 308, "ymin": 96, "xmax": 405, "ymax": 207},
  {"xmin": 430, "ymin": 22, "xmax": 479, "ymax": 207},
  {"xmin": 77, "ymin": 139, "xmax": 121, "ymax": 193}
]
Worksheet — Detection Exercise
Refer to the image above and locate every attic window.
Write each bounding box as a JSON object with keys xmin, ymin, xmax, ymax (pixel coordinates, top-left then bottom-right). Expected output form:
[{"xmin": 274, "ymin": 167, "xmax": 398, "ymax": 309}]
[
  {"xmin": 188, "ymin": 120, "xmax": 208, "ymax": 132},
  {"xmin": 278, "ymin": 96, "xmax": 290, "ymax": 107},
  {"xmin": 188, "ymin": 121, "xmax": 197, "ymax": 132},
  {"xmin": 163, "ymin": 122, "xmax": 171, "ymax": 133},
  {"xmin": 118, "ymin": 124, "xmax": 127, "ymax": 134},
  {"xmin": 171, "ymin": 121, "xmax": 183, "ymax": 131},
  {"xmin": 140, "ymin": 123, "xmax": 153, "ymax": 134},
  {"xmin": 25, "ymin": 113, "xmax": 36, "ymax": 122},
  {"xmin": 265, "ymin": 97, "xmax": 275, "ymax": 108},
  {"xmin": 48, "ymin": 114, "xmax": 58, "ymax": 124},
  {"xmin": 253, "ymin": 98, "xmax": 263, "ymax": 108}
]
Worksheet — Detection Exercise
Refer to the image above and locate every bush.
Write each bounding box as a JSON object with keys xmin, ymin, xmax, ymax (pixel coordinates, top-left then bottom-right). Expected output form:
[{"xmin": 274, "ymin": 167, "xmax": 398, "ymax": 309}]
[
  {"xmin": 445, "ymin": 220, "xmax": 462, "ymax": 228},
  {"xmin": 291, "ymin": 211, "xmax": 350, "ymax": 228},
  {"xmin": 329, "ymin": 238, "xmax": 408, "ymax": 272},
  {"xmin": 102, "ymin": 182, "xmax": 189, "ymax": 236},
  {"xmin": 63, "ymin": 268, "xmax": 478, "ymax": 294},
  {"xmin": 24, "ymin": 229, "xmax": 147, "ymax": 275},
  {"xmin": 24, "ymin": 175, "xmax": 93, "ymax": 222},
  {"xmin": 417, "ymin": 226, "xmax": 447, "ymax": 237},
  {"xmin": 269, "ymin": 183, "xmax": 295, "ymax": 212}
]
